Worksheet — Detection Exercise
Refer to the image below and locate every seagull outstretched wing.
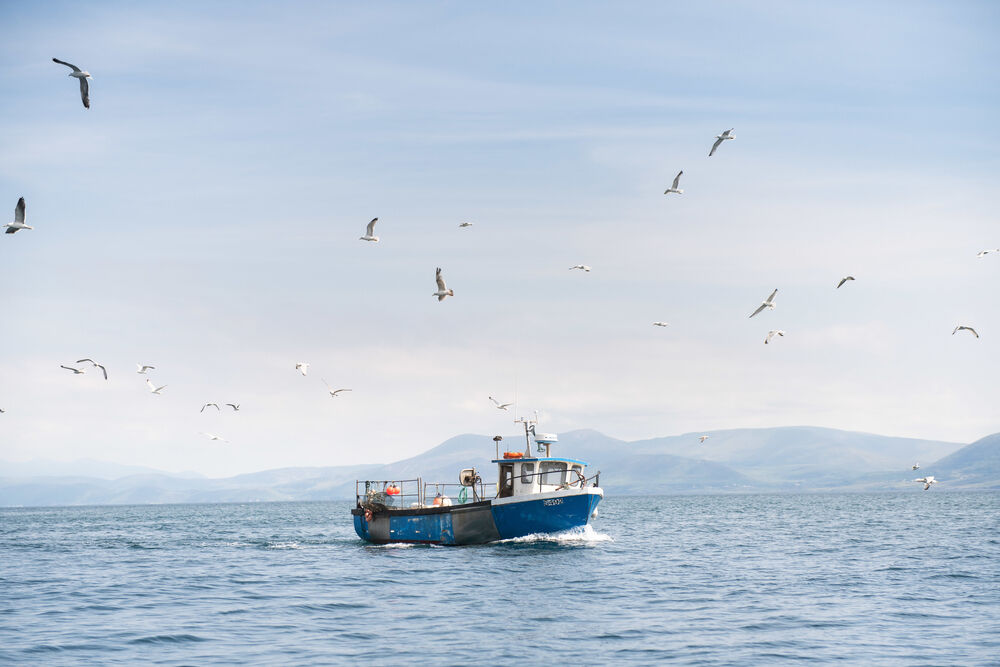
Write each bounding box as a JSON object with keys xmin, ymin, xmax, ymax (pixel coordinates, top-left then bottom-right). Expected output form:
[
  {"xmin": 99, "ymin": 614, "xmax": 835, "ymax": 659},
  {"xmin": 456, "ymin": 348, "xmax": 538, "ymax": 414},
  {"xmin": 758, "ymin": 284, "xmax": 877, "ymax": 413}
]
[
  {"xmin": 52, "ymin": 58, "xmax": 82, "ymax": 73},
  {"xmin": 14, "ymin": 197, "xmax": 25, "ymax": 224},
  {"xmin": 365, "ymin": 218, "xmax": 377, "ymax": 236},
  {"xmin": 436, "ymin": 267, "xmax": 447, "ymax": 292}
]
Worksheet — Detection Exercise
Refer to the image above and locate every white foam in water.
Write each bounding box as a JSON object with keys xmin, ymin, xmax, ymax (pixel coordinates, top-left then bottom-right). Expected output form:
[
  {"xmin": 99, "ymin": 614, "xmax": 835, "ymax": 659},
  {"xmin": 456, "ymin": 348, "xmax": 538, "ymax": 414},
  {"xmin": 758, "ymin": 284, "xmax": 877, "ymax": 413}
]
[
  {"xmin": 266, "ymin": 542, "xmax": 302, "ymax": 550},
  {"xmin": 499, "ymin": 524, "xmax": 613, "ymax": 545}
]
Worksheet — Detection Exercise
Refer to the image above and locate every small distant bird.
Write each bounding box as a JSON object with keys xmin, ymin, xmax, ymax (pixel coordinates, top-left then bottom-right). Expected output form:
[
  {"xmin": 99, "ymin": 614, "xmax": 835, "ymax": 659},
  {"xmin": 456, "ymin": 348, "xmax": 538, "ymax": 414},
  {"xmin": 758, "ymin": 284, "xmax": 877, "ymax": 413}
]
[
  {"xmin": 52, "ymin": 58, "xmax": 91, "ymax": 109},
  {"xmin": 952, "ymin": 325, "xmax": 979, "ymax": 339},
  {"xmin": 914, "ymin": 476, "xmax": 937, "ymax": 491},
  {"xmin": 569, "ymin": 265, "xmax": 591, "ymax": 272},
  {"xmin": 76, "ymin": 359, "xmax": 108, "ymax": 380},
  {"xmin": 136, "ymin": 364, "xmax": 155, "ymax": 374},
  {"xmin": 699, "ymin": 435, "xmax": 709, "ymax": 443},
  {"xmin": 709, "ymin": 128, "xmax": 734, "ymax": 157},
  {"xmin": 200, "ymin": 403, "xmax": 220, "ymax": 412},
  {"xmin": 976, "ymin": 249, "xmax": 999, "ymax": 258},
  {"xmin": 912, "ymin": 463, "xmax": 920, "ymax": 471},
  {"xmin": 60, "ymin": 365, "xmax": 85, "ymax": 375},
  {"xmin": 489, "ymin": 396, "xmax": 513, "ymax": 411},
  {"xmin": 764, "ymin": 330, "xmax": 785, "ymax": 344},
  {"xmin": 459, "ymin": 222, "xmax": 473, "ymax": 228},
  {"xmin": 0, "ymin": 408, "xmax": 5, "ymax": 413},
  {"xmin": 749, "ymin": 289, "xmax": 778, "ymax": 318},
  {"xmin": 200, "ymin": 432, "xmax": 228, "ymax": 443},
  {"xmin": 837, "ymin": 276, "xmax": 855, "ymax": 289},
  {"xmin": 433, "ymin": 267, "xmax": 454, "ymax": 301},
  {"xmin": 652, "ymin": 322, "xmax": 670, "ymax": 327},
  {"xmin": 322, "ymin": 380, "xmax": 352, "ymax": 397},
  {"xmin": 4, "ymin": 197, "xmax": 30, "ymax": 234},
  {"xmin": 359, "ymin": 217, "xmax": 379, "ymax": 242},
  {"xmin": 145, "ymin": 378, "xmax": 167, "ymax": 394},
  {"xmin": 226, "ymin": 403, "xmax": 240, "ymax": 411},
  {"xmin": 664, "ymin": 171, "xmax": 684, "ymax": 195},
  {"xmin": 295, "ymin": 362, "xmax": 309, "ymax": 376}
]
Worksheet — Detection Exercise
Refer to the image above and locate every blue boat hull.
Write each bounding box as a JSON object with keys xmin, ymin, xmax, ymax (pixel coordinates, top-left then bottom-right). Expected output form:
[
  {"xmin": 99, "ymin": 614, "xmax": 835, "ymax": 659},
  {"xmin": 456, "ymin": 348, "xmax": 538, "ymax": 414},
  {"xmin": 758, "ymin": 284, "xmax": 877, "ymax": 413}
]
[{"xmin": 352, "ymin": 489, "xmax": 602, "ymax": 545}]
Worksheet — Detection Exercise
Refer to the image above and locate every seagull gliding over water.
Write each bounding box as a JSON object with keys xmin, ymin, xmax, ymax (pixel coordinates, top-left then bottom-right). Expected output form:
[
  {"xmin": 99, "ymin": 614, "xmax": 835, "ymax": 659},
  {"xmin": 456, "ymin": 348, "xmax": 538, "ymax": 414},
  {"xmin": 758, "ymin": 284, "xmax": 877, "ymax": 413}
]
[
  {"xmin": 489, "ymin": 396, "xmax": 513, "ymax": 410},
  {"xmin": 76, "ymin": 359, "xmax": 108, "ymax": 380},
  {"xmin": 764, "ymin": 330, "xmax": 785, "ymax": 344},
  {"xmin": 709, "ymin": 128, "xmax": 734, "ymax": 156},
  {"xmin": 837, "ymin": 276, "xmax": 855, "ymax": 289},
  {"xmin": 295, "ymin": 362, "xmax": 309, "ymax": 376},
  {"xmin": 976, "ymin": 249, "xmax": 999, "ymax": 258},
  {"xmin": 914, "ymin": 476, "xmax": 937, "ymax": 491},
  {"xmin": 145, "ymin": 379, "xmax": 167, "ymax": 394},
  {"xmin": 359, "ymin": 218, "xmax": 379, "ymax": 242},
  {"xmin": 749, "ymin": 289, "xmax": 778, "ymax": 318},
  {"xmin": 664, "ymin": 171, "xmax": 684, "ymax": 195},
  {"xmin": 4, "ymin": 198, "xmax": 30, "ymax": 234},
  {"xmin": 952, "ymin": 326, "xmax": 979, "ymax": 338},
  {"xmin": 569, "ymin": 265, "xmax": 591, "ymax": 272},
  {"xmin": 136, "ymin": 364, "xmax": 155, "ymax": 374},
  {"xmin": 652, "ymin": 322, "xmax": 670, "ymax": 327},
  {"xmin": 433, "ymin": 267, "xmax": 454, "ymax": 301},
  {"xmin": 52, "ymin": 58, "xmax": 92, "ymax": 109}
]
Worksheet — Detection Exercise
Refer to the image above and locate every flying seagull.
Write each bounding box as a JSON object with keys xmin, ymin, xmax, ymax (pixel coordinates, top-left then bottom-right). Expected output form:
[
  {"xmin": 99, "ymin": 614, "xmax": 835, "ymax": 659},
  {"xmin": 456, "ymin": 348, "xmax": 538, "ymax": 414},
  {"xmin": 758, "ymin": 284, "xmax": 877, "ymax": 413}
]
[
  {"xmin": 76, "ymin": 359, "xmax": 108, "ymax": 380},
  {"xmin": 459, "ymin": 222, "xmax": 473, "ymax": 228},
  {"xmin": 52, "ymin": 58, "xmax": 91, "ymax": 109},
  {"xmin": 60, "ymin": 365, "xmax": 85, "ymax": 375},
  {"xmin": 652, "ymin": 322, "xmax": 670, "ymax": 327},
  {"xmin": 136, "ymin": 364, "xmax": 155, "ymax": 374},
  {"xmin": 200, "ymin": 432, "xmax": 228, "ymax": 443},
  {"xmin": 295, "ymin": 362, "xmax": 309, "ymax": 376},
  {"xmin": 976, "ymin": 249, "xmax": 999, "ymax": 258},
  {"xmin": 569, "ymin": 265, "xmax": 591, "ymax": 272},
  {"xmin": 709, "ymin": 128, "xmax": 734, "ymax": 157},
  {"xmin": 911, "ymin": 463, "xmax": 920, "ymax": 471},
  {"xmin": 322, "ymin": 380, "xmax": 352, "ymax": 397},
  {"xmin": 764, "ymin": 330, "xmax": 785, "ymax": 344},
  {"xmin": 837, "ymin": 276, "xmax": 855, "ymax": 289},
  {"xmin": 145, "ymin": 378, "xmax": 167, "ymax": 394},
  {"xmin": 489, "ymin": 396, "xmax": 513, "ymax": 411},
  {"xmin": 914, "ymin": 476, "xmax": 937, "ymax": 491},
  {"xmin": 952, "ymin": 325, "xmax": 979, "ymax": 339},
  {"xmin": 749, "ymin": 289, "xmax": 778, "ymax": 318},
  {"xmin": 664, "ymin": 171, "xmax": 684, "ymax": 195},
  {"xmin": 226, "ymin": 403, "xmax": 240, "ymax": 411},
  {"xmin": 359, "ymin": 217, "xmax": 379, "ymax": 242},
  {"xmin": 699, "ymin": 435, "xmax": 709, "ymax": 443},
  {"xmin": 200, "ymin": 403, "xmax": 220, "ymax": 412},
  {"xmin": 433, "ymin": 267, "xmax": 454, "ymax": 301},
  {"xmin": 4, "ymin": 198, "xmax": 30, "ymax": 234}
]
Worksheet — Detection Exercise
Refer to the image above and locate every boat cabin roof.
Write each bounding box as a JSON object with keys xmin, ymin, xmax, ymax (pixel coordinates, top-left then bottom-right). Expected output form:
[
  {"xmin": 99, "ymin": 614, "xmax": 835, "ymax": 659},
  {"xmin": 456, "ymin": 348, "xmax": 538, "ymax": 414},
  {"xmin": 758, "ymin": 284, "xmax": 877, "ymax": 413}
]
[{"xmin": 491, "ymin": 457, "xmax": 588, "ymax": 466}]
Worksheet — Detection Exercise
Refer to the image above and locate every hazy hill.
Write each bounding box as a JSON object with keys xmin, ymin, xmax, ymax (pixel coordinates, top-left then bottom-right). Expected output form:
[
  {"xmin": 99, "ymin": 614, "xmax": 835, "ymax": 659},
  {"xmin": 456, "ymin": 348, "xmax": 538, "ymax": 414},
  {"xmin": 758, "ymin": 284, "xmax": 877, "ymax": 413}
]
[{"xmin": 1, "ymin": 426, "xmax": 993, "ymax": 507}]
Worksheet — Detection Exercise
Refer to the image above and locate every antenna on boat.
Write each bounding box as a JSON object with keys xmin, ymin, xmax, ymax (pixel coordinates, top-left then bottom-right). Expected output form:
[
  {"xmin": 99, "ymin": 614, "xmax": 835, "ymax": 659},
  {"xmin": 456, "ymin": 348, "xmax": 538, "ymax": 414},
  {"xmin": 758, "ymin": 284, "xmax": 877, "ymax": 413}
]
[
  {"xmin": 514, "ymin": 412, "xmax": 538, "ymax": 457},
  {"xmin": 493, "ymin": 435, "xmax": 502, "ymax": 460}
]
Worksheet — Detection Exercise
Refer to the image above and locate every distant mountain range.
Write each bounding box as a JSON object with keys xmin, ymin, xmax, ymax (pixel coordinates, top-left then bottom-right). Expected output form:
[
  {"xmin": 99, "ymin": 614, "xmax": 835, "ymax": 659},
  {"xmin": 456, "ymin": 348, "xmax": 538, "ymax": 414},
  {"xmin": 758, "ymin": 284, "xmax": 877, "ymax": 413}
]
[{"xmin": 2, "ymin": 426, "xmax": 998, "ymax": 507}]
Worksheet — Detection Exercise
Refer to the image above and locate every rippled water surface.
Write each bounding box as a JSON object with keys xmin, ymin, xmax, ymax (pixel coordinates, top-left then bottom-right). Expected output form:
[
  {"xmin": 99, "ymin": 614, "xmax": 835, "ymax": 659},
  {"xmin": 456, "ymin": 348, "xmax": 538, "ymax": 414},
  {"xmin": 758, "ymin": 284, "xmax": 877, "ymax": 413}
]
[{"xmin": 2, "ymin": 493, "xmax": 998, "ymax": 665}]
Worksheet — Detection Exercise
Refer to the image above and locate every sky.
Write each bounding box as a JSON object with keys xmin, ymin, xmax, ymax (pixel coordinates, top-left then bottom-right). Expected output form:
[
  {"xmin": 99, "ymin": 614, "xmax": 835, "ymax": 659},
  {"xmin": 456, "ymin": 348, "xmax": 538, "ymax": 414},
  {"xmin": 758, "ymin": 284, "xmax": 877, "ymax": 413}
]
[{"xmin": 0, "ymin": 1, "xmax": 997, "ymax": 477}]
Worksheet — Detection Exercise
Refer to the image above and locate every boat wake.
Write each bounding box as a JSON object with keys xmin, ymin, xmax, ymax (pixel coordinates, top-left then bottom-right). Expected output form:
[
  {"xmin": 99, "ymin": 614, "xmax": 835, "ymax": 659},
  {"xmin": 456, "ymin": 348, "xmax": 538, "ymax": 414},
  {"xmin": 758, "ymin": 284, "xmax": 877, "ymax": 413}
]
[{"xmin": 498, "ymin": 524, "xmax": 613, "ymax": 545}]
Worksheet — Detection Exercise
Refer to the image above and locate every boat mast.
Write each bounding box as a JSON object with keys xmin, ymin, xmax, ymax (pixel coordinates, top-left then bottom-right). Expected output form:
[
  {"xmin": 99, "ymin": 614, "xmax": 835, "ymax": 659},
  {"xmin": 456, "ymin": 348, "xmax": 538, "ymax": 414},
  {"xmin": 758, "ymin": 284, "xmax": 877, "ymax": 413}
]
[{"xmin": 514, "ymin": 411, "xmax": 538, "ymax": 457}]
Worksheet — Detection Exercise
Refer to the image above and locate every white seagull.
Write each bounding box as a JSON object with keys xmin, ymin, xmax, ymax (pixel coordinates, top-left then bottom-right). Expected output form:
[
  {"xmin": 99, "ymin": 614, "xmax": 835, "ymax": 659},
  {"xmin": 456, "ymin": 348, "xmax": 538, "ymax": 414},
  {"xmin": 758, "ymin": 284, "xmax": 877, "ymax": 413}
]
[
  {"xmin": 489, "ymin": 396, "xmax": 513, "ymax": 411},
  {"xmin": 136, "ymin": 364, "xmax": 155, "ymax": 374},
  {"xmin": 709, "ymin": 128, "xmax": 734, "ymax": 156},
  {"xmin": 359, "ymin": 217, "xmax": 379, "ymax": 242},
  {"xmin": 764, "ymin": 330, "xmax": 785, "ymax": 344},
  {"xmin": 652, "ymin": 322, "xmax": 670, "ymax": 327},
  {"xmin": 52, "ymin": 58, "xmax": 91, "ymax": 109},
  {"xmin": 433, "ymin": 267, "xmax": 454, "ymax": 301},
  {"xmin": 911, "ymin": 463, "xmax": 920, "ymax": 471},
  {"xmin": 145, "ymin": 378, "xmax": 167, "ymax": 394},
  {"xmin": 837, "ymin": 276, "xmax": 855, "ymax": 289},
  {"xmin": 664, "ymin": 171, "xmax": 684, "ymax": 195},
  {"xmin": 60, "ymin": 365, "xmax": 85, "ymax": 375},
  {"xmin": 569, "ymin": 265, "xmax": 591, "ymax": 272},
  {"xmin": 200, "ymin": 432, "xmax": 228, "ymax": 443},
  {"xmin": 976, "ymin": 249, "xmax": 999, "ymax": 258},
  {"xmin": 226, "ymin": 403, "xmax": 240, "ymax": 411},
  {"xmin": 699, "ymin": 435, "xmax": 709, "ymax": 443},
  {"xmin": 914, "ymin": 476, "xmax": 937, "ymax": 491},
  {"xmin": 749, "ymin": 289, "xmax": 778, "ymax": 318},
  {"xmin": 459, "ymin": 222, "xmax": 473, "ymax": 228},
  {"xmin": 952, "ymin": 325, "xmax": 979, "ymax": 339},
  {"xmin": 322, "ymin": 380, "xmax": 352, "ymax": 397},
  {"xmin": 200, "ymin": 403, "xmax": 220, "ymax": 412},
  {"xmin": 4, "ymin": 198, "xmax": 30, "ymax": 234},
  {"xmin": 295, "ymin": 362, "xmax": 309, "ymax": 376},
  {"xmin": 76, "ymin": 359, "xmax": 108, "ymax": 380}
]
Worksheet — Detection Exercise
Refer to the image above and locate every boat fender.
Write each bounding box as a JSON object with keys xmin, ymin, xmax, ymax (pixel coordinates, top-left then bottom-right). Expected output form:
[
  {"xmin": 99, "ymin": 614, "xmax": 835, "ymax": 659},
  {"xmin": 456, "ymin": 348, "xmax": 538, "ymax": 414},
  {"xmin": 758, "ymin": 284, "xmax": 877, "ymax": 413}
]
[
  {"xmin": 458, "ymin": 487, "xmax": 468, "ymax": 504},
  {"xmin": 364, "ymin": 508, "xmax": 374, "ymax": 522}
]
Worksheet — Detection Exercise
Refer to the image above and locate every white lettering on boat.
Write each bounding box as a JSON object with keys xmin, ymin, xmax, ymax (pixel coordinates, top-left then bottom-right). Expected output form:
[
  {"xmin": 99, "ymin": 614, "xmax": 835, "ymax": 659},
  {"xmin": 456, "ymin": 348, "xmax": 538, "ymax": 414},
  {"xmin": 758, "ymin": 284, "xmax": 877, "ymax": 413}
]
[{"xmin": 543, "ymin": 498, "xmax": 564, "ymax": 506}]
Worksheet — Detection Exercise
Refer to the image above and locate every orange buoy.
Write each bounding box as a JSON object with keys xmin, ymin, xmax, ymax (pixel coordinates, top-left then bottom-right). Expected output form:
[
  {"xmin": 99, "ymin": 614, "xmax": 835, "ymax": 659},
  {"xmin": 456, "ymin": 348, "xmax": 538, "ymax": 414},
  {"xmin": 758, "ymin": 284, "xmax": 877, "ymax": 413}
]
[
  {"xmin": 502, "ymin": 452, "xmax": 524, "ymax": 459},
  {"xmin": 385, "ymin": 484, "xmax": 400, "ymax": 495}
]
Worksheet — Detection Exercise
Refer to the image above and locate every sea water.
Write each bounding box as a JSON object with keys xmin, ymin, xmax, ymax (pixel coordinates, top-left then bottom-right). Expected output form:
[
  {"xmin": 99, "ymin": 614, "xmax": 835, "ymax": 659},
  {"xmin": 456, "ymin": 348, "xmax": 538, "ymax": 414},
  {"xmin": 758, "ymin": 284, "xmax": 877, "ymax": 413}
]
[{"xmin": 1, "ymin": 493, "xmax": 998, "ymax": 665}]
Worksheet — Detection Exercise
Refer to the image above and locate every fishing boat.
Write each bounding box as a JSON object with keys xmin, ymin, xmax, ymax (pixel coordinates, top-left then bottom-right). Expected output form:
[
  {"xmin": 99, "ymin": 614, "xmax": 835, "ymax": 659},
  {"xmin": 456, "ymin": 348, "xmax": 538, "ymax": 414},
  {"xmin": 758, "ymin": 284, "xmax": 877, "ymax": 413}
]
[{"xmin": 351, "ymin": 417, "xmax": 603, "ymax": 545}]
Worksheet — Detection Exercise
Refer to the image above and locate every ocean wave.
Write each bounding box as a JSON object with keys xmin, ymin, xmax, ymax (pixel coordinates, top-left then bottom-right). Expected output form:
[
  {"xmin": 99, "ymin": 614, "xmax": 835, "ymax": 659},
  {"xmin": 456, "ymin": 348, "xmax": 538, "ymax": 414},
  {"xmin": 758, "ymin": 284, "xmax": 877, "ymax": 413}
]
[{"xmin": 498, "ymin": 524, "xmax": 613, "ymax": 545}]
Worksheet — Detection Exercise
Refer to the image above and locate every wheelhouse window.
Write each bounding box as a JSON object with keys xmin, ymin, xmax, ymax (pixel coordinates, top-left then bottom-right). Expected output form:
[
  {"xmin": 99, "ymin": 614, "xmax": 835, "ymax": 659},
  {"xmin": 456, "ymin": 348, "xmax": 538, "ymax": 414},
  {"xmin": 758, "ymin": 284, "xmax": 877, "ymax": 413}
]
[
  {"xmin": 520, "ymin": 462, "xmax": 535, "ymax": 484},
  {"xmin": 539, "ymin": 461, "xmax": 566, "ymax": 486},
  {"xmin": 570, "ymin": 464, "xmax": 583, "ymax": 486}
]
